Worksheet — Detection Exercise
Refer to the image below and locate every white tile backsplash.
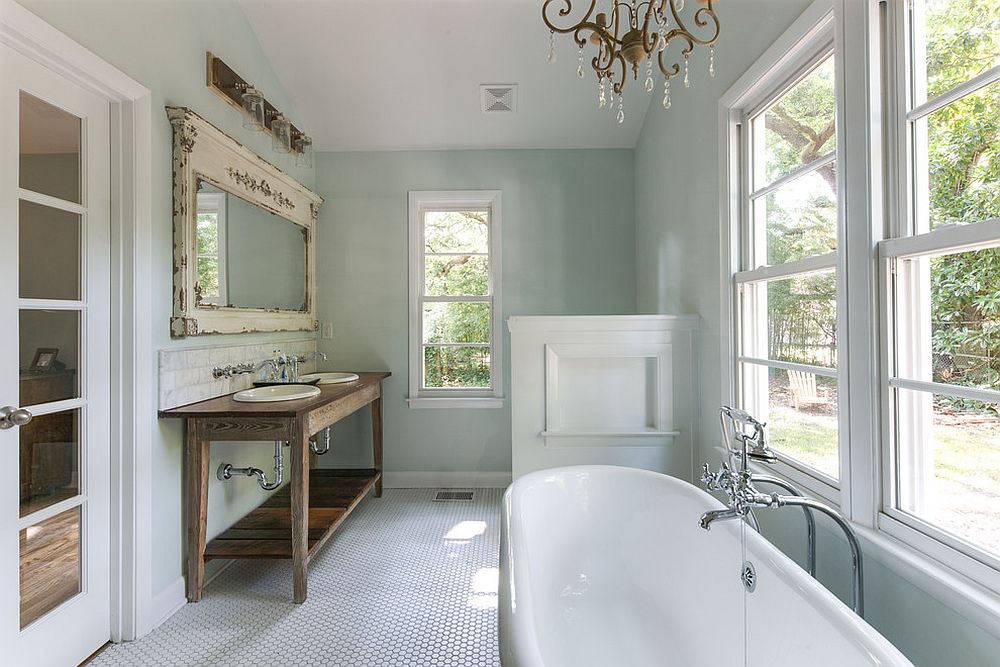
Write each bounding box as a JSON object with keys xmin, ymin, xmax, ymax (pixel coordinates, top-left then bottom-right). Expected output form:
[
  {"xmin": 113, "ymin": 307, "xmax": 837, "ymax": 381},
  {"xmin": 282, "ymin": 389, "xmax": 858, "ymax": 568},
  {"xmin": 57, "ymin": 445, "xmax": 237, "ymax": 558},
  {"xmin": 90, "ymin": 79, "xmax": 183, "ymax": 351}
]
[{"xmin": 158, "ymin": 338, "xmax": 318, "ymax": 410}]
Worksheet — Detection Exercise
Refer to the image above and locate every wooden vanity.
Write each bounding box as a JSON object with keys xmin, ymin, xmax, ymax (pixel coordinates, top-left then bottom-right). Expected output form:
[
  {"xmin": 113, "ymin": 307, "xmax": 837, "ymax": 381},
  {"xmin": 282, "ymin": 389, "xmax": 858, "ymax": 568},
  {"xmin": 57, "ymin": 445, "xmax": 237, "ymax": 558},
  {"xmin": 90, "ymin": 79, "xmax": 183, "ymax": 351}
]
[{"xmin": 158, "ymin": 371, "xmax": 390, "ymax": 604}]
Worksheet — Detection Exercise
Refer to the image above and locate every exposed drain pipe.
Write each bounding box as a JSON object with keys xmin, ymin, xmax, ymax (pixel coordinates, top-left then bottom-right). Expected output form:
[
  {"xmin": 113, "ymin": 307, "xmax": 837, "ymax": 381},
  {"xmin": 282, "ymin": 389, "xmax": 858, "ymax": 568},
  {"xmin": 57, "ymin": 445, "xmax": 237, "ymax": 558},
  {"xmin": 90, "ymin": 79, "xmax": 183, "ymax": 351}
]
[
  {"xmin": 310, "ymin": 427, "xmax": 332, "ymax": 455},
  {"xmin": 217, "ymin": 440, "xmax": 284, "ymax": 490}
]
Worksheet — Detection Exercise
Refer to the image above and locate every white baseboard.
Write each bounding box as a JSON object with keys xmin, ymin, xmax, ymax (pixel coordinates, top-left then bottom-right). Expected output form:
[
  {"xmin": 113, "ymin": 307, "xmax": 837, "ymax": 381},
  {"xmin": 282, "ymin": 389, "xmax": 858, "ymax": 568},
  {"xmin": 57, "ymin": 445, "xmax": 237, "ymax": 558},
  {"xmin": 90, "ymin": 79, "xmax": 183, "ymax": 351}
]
[
  {"xmin": 139, "ymin": 575, "xmax": 186, "ymax": 638},
  {"xmin": 383, "ymin": 471, "xmax": 512, "ymax": 489}
]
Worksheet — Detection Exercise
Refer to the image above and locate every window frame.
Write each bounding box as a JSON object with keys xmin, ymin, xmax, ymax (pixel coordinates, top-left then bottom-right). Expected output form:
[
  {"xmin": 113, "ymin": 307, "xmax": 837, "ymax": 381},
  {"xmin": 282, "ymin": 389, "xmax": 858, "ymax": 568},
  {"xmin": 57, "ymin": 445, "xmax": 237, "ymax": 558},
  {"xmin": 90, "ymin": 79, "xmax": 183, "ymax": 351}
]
[
  {"xmin": 194, "ymin": 191, "xmax": 227, "ymax": 306},
  {"xmin": 721, "ymin": 0, "xmax": 1000, "ymax": 603},
  {"xmin": 407, "ymin": 190, "xmax": 504, "ymax": 409},
  {"xmin": 877, "ymin": 0, "xmax": 1000, "ymax": 587},
  {"xmin": 728, "ymin": 22, "xmax": 846, "ymax": 503}
]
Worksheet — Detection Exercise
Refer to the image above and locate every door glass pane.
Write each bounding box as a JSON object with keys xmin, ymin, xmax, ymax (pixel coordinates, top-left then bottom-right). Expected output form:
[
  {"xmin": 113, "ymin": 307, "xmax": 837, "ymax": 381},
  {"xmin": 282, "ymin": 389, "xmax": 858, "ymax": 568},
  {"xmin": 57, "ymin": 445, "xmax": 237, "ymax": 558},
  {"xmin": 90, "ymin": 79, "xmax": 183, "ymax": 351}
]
[
  {"xmin": 20, "ymin": 506, "xmax": 82, "ymax": 628},
  {"xmin": 756, "ymin": 55, "xmax": 836, "ymax": 188},
  {"xmin": 19, "ymin": 91, "xmax": 81, "ymax": 204},
  {"xmin": 423, "ymin": 302, "xmax": 490, "ymax": 343},
  {"xmin": 423, "ymin": 346, "xmax": 491, "ymax": 388},
  {"xmin": 19, "ymin": 200, "xmax": 81, "ymax": 300},
  {"xmin": 19, "ymin": 310, "xmax": 80, "ymax": 403},
  {"xmin": 895, "ymin": 389, "xmax": 1000, "ymax": 557},
  {"xmin": 19, "ymin": 409, "xmax": 80, "ymax": 517}
]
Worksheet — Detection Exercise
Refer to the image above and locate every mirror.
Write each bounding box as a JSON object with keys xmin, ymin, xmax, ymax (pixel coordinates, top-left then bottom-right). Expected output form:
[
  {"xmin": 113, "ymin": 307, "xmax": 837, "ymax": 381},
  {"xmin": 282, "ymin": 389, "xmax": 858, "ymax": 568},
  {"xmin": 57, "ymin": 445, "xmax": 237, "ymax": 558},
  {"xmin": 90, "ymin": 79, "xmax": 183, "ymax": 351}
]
[
  {"xmin": 168, "ymin": 106, "xmax": 323, "ymax": 337},
  {"xmin": 195, "ymin": 180, "xmax": 307, "ymax": 311}
]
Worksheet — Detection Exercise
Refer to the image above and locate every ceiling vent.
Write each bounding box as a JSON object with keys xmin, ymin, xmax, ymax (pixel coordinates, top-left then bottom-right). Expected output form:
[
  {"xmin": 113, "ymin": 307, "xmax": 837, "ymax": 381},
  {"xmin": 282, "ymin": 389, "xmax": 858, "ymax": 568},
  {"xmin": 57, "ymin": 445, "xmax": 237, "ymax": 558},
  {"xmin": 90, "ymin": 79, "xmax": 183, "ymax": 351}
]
[{"xmin": 480, "ymin": 84, "xmax": 517, "ymax": 114}]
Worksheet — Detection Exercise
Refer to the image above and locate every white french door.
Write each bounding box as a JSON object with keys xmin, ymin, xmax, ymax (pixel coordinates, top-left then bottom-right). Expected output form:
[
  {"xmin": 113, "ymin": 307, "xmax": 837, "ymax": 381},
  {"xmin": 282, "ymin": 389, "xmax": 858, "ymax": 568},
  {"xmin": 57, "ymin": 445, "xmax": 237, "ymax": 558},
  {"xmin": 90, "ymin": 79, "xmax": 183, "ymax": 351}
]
[{"xmin": 0, "ymin": 44, "xmax": 111, "ymax": 665}]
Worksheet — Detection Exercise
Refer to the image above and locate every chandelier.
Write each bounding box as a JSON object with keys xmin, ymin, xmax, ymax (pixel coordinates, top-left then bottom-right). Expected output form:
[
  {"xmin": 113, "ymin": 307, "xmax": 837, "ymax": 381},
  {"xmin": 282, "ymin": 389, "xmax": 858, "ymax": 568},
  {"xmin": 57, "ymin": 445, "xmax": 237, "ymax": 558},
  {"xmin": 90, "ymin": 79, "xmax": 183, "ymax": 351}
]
[{"xmin": 542, "ymin": 0, "xmax": 721, "ymax": 123}]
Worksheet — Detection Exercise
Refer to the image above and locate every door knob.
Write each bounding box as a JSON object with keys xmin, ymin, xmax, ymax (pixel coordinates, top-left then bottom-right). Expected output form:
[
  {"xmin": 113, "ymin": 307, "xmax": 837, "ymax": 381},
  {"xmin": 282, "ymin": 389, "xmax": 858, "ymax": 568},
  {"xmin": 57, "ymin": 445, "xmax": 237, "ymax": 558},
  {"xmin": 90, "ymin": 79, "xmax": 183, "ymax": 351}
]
[{"xmin": 0, "ymin": 406, "xmax": 33, "ymax": 429}]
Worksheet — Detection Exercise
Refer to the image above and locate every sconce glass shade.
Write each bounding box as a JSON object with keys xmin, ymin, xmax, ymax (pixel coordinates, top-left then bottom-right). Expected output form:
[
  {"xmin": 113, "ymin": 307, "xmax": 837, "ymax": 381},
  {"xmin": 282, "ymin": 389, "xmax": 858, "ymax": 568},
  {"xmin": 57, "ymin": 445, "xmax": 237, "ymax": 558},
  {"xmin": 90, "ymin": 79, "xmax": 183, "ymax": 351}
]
[
  {"xmin": 271, "ymin": 114, "xmax": 292, "ymax": 153},
  {"xmin": 241, "ymin": 86, "xmax": 265, "ymax": 131},
  {"xmin": 294, "ymin": 135, "xmax": 314, "ymax": 168}
]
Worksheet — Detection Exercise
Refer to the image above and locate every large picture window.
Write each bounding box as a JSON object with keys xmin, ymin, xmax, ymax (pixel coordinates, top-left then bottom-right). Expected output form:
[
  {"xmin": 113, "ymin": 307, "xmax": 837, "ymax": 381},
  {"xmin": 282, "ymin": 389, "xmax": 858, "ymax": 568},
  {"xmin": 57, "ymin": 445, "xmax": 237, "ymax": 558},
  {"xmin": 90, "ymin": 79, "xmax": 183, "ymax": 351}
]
[
  {"xmin": 723, "ymin": 0, "xmax": 1000, "ymax": 604},
  {"xmin": 408, "ymin": 191, "xmax": 503, "ymax": 407},
  {"xmin": 735, "ymin": 51, "xmax": 842, "ymax": 485},
  {"xmin": 882, "ymin": 0, "xmax": 1000, "ymax": 565}
]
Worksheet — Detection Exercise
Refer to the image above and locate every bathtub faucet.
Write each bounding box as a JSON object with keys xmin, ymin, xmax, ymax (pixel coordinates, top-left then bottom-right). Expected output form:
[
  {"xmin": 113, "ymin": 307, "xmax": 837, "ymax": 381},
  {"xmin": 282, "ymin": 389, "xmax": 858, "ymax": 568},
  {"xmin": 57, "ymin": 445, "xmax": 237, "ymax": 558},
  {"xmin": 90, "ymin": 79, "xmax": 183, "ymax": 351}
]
[
  {"xmin": 698, "ymin": 406, "xmax": 866, "ymax": 618},
  {"xmin": 699, "ymin": 462, "xmax": 770, "ymax": 529}
]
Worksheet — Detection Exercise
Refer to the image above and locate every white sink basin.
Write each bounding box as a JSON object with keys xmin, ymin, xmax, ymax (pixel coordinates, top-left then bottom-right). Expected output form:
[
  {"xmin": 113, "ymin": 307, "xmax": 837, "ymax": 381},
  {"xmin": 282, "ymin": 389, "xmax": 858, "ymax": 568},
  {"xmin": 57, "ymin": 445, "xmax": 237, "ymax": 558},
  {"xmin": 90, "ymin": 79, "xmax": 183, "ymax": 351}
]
[
  {"xmin": 233, "ymin": 384, "xmax": 322, "ymax": 403},
  {"xmin": 298, "ymin": 372, "xmax": 360, "ymax": 385}
]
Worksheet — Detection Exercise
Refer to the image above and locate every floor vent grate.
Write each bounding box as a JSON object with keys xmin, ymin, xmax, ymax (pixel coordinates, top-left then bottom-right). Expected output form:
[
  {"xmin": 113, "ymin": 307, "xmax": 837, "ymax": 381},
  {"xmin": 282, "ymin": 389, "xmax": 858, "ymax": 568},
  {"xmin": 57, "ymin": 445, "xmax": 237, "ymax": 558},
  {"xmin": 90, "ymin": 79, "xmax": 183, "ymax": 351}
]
[{"xmin": 433, "ymin": 490, "xmax": 475, "ymax": 502}]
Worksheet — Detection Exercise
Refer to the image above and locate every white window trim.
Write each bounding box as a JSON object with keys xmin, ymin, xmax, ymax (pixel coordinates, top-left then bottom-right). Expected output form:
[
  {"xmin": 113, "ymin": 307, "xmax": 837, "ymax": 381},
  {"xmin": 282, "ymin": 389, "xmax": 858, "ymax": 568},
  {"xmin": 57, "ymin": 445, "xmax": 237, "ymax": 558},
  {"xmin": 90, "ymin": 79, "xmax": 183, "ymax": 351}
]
[
  {"xmin": 877, "ymin": 0, "xmax": 1000, "ymax": 590},
  {"xmin": 407, "ymin": 190, "xmax": 503, "ymax": 409},
  {"xmin": 720, "ymin": 0, "xmax": 1000, "ymax": 625},
  {"xmin": 721, "ymin": 0, "xmax": 844, "ymax": 501},
  {"xmin": 195, "ymin": 191, "xmax": 227, "ymax": 306},
  {"xmin": 0, "ymin": 0, "xmax": 159, "ymax": 641}
]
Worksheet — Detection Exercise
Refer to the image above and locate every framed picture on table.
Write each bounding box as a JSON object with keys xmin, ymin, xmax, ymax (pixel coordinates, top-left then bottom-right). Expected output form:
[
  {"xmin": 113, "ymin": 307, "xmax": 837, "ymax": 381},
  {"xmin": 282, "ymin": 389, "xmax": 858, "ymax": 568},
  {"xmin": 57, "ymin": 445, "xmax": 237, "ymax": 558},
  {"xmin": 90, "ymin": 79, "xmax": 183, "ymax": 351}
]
[{"xmin": 29, "ymin": 347, "xmax": 59, "ymax": 373}]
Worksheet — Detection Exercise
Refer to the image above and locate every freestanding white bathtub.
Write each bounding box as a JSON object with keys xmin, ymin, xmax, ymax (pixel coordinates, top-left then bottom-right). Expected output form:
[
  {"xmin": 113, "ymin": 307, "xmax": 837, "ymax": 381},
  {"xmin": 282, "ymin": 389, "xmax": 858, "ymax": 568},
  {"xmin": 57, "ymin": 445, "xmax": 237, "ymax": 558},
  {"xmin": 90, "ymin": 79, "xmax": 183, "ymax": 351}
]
[{"xmin": 499, "ymin": 465, "xmax": 913, "ymax": 667}]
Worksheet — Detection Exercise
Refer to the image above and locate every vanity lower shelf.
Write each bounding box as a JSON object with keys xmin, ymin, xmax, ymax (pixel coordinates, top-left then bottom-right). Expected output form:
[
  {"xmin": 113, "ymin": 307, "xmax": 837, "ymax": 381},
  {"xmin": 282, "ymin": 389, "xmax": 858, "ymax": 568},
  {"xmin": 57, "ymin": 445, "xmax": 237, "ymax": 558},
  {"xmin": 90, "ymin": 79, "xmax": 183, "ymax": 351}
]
[{"xmin": 204, "ymin": 468, "xmax": 380, "ymax": 561}]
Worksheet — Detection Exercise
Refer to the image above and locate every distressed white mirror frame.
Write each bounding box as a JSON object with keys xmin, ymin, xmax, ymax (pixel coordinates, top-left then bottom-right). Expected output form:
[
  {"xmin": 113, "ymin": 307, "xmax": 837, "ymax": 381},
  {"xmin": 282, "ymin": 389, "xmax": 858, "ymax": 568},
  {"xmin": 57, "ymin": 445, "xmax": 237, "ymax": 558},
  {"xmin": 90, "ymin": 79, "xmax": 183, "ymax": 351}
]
[{"xmin": 167, "ymin": 106, "xmax": 323, "ymax": 337}]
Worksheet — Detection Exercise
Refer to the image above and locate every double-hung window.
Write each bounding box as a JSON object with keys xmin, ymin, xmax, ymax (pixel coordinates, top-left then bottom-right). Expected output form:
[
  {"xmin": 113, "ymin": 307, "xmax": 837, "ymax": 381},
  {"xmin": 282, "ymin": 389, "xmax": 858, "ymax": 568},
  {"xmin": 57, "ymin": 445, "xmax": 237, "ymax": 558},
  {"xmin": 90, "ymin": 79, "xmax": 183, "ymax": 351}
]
[
  {"xmin": 881, "ymin": 0, "xmax": 1000, "ymax": 567},
  {"xmin": 408, "ymin": 191, "xmax": 503, "ymax": 408},
  {"xmin": 734, "ymin": 49, "xmax": 842, "ymax": 489}
]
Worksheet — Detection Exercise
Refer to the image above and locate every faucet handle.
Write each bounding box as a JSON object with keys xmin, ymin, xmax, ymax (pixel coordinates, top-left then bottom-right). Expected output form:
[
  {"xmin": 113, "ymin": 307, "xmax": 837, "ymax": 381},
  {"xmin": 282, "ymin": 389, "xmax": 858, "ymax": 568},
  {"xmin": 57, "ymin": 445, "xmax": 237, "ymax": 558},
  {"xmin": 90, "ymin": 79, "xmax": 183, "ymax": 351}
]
[{"xmin": 700, "ymin": 463, "xmax": 714, "ymax": 485}]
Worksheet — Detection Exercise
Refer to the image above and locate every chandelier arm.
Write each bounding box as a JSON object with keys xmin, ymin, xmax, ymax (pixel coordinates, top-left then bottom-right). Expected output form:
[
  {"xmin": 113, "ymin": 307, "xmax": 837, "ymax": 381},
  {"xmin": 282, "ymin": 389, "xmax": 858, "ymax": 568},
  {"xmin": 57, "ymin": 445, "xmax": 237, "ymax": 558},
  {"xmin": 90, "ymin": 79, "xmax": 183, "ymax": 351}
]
[
  {"xmin": 638, "ymin": 1, "xmax": 657, "ymax": 47},
  {"xmin": 652, "ymin": 0, "xmax": 668, "ymax": 24},
  {"xmin": 611, "ymin": 53, "xmax": 627, "ymax": 95},
  {"xmin": 570, "ymin": 23, "xmax": 619, "ymax": 50},
  {"xmin": 585, "ymin": 28, "xmax": 618, "ymax": 73},
  {"xmin": 609, "ymin": 1, "xmax": 625, "ymax": 45},
  {"xmin": 692, "ymin": 6, "xmax": 722, "ymax": 44},
  {"xmin": 667, "ymin": 0, "xmax": 720, "ymax": 47},
  {"xmin": 656, "ymin": 36, "xmax": 685, "ymax": 80},
  {"xmin": 541, "ymin": 0, "xmax": 598, "ymax": 34}
]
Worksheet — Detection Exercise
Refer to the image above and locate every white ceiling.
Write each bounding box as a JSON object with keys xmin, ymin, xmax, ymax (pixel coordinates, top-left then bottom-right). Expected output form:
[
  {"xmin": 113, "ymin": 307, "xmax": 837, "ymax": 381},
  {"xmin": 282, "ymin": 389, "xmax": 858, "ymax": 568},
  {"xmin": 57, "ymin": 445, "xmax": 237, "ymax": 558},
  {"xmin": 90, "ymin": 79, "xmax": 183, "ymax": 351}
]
[{"xmin": 238, "ymin": 0, "xmax": 650, "ymax": 151}]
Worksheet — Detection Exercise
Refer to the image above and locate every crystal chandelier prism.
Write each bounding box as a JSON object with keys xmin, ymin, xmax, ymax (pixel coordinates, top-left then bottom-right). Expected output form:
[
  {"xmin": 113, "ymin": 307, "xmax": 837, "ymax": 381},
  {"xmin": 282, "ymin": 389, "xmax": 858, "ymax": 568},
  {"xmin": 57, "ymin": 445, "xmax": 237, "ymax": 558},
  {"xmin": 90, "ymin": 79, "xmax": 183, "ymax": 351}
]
[{"xmin": 543, "ymin": 0, "xmax": 720, "ymax": 123}]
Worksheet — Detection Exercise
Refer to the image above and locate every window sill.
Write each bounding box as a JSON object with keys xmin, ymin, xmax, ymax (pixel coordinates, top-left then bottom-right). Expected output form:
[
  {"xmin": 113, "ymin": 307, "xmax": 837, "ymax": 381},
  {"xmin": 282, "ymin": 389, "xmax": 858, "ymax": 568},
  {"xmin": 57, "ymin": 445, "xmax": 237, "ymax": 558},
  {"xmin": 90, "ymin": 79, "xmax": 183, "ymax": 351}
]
[{"xmin": 406, "ymin": 397, "xmax": 505, "ymax": 409}]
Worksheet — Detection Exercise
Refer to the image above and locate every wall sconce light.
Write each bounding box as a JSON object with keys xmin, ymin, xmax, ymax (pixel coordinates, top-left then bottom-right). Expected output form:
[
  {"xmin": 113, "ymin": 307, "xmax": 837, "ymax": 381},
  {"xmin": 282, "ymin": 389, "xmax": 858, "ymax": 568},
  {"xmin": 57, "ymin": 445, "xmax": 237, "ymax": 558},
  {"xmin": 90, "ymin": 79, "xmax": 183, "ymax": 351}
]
[
  {"xmin": 294, "ymin": 134, "xmax": 313, "ymax": 168},
  {"xmin": 207, "ymin": 53, "xmax": 312, "ymax": 164},
  {"xmin": 241, "ymin": 86, "xmax": 265, "ymax": 131},
  {"xmin": 271, "ymin": 113, "xmax": 292, "ymax": 153}
]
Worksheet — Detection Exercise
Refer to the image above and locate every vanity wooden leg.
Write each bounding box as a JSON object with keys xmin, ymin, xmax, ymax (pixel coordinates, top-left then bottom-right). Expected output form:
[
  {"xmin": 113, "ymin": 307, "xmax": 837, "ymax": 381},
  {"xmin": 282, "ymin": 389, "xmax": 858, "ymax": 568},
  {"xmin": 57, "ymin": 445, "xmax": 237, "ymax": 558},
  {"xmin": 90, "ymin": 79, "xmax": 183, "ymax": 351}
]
[
  {"xmin": 291, "ymin": 416, "xmax": 310, "ymax": 603},
  {"xmin": 185, "ymin": 419, "xmax": 209, "ymax": 602},
  {"xmin": 372, "ymin": 393, "xmax": 383, "ymax": 498}
]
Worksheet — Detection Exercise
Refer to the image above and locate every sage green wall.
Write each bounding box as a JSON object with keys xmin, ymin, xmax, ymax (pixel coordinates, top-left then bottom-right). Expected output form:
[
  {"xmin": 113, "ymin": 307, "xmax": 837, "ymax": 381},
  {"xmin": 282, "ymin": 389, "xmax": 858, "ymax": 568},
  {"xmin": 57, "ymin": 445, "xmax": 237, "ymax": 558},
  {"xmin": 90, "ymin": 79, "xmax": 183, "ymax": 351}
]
[
  {"xmin": 633, "ymin": 0, "xmax": 1000, "ymax": 664},
  {"xmin": 19, "ymin": 0, "xmax": 318, "ymax": 596},
  {"xmin": 311, "ymin": 149, "xmax": 637, "ymax": 475}
]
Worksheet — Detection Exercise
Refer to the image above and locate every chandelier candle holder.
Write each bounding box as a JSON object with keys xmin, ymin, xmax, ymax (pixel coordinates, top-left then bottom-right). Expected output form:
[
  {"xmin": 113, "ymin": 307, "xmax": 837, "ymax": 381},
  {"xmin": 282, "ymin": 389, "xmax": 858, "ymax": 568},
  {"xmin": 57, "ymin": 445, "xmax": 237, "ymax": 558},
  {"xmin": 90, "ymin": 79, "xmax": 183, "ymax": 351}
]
[{"xmin": 542, "ymin": 0, "xmax": 720, "ymax": 123}]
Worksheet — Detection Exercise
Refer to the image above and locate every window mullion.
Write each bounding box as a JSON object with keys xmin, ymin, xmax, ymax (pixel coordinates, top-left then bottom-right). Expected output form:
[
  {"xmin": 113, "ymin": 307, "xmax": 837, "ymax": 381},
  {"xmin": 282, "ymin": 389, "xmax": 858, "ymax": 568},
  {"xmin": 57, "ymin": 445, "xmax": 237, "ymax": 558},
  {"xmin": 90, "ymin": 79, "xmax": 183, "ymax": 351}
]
[{"xmin": 749, "ymin": 151, "xmax": 837, "ymax": 201}]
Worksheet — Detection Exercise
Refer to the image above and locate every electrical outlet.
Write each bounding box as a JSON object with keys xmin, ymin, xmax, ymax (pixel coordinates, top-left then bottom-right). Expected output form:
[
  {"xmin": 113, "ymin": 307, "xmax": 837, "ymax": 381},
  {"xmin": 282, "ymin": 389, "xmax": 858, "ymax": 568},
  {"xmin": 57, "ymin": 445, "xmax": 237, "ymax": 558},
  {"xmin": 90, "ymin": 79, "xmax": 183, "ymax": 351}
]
[{"xmin": 321, "ymin": 322, "xmax": 334, "ymax": 339}]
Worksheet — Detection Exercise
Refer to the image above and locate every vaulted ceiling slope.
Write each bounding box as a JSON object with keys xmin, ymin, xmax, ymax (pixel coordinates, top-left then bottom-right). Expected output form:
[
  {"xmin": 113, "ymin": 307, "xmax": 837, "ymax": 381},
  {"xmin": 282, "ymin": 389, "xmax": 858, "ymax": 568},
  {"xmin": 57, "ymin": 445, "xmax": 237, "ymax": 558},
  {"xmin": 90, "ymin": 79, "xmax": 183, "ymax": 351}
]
[{"xmin": 238, "ymin": 0, "xmax": 650, "ymax": 151}]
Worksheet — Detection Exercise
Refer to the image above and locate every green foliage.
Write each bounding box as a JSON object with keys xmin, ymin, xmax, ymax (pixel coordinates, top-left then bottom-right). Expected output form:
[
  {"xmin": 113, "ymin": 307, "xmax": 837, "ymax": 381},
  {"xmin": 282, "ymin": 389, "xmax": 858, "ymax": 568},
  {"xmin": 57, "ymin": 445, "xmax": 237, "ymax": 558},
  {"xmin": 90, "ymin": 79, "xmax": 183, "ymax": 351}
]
[
  {"xmin": 196, "ymin": 214, "xmax": 220, "ymax": 298},
  {"xmin": 761, "ymin": 2, "xmax": 1000, "ymax": 409},
  {"xmin": 761, "ymin": 55, "xmax": 839, "ymax": 366},
  {"xmin": 924, "ymin": 0, "xmax": 1000, "ymax": 409},
  {"xmin": 422, "ymin": 211, "xmax": 492, "ymax": 388}
]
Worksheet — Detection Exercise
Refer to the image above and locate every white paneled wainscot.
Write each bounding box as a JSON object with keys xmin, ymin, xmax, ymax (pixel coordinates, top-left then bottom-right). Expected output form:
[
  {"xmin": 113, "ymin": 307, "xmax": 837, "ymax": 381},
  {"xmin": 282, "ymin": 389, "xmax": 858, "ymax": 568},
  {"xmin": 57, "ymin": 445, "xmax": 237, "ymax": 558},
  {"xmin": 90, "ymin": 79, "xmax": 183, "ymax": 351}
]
[{"xmin": 507, "ymin": 315, "xmax": 700, "ymax": 479}]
